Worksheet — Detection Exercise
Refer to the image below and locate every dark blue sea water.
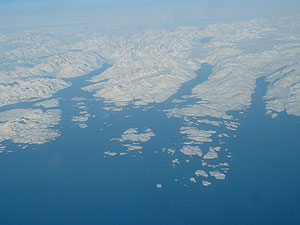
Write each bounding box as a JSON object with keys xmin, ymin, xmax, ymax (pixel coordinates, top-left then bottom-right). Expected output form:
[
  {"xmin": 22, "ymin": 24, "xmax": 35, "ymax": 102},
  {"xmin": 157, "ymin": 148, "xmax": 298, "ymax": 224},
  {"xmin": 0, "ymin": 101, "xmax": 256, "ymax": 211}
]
[{"xmin": 0, "ymin": 65, "xmax": 300, "ymax": 225}]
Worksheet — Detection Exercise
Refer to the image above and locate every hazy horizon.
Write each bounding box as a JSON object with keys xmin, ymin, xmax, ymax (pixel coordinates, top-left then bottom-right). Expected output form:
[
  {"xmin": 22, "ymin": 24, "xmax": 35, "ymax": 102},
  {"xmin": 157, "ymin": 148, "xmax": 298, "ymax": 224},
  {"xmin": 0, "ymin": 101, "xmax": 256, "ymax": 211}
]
[{"xmin": 1, "ymin": 0, "xmax": 300, "ymax": 28}]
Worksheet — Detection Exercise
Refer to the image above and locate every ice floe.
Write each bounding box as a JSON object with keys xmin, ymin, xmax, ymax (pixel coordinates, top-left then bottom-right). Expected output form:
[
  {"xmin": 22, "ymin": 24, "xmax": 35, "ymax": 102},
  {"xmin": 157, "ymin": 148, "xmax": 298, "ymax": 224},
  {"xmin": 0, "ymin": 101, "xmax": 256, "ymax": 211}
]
[
  {"xmin": 195, "ymin": 170, "xmax": 209, "ymax": 178},
  {"xmin": 109, "ymin": 128, "xmax": 155, "ymax": 154},
  {"xmin": 104, "ymin": 151, "xmax": 118, "ymax": 157},
  {"xmin": 203, "ymin": 147, "xmax": 218, "ymax": 159},
  {"xmin": 71, "ymin": 102, "xmax": 91, "ymax": 129},
  {"xmin": 180, "ymin": 145, "xmax": 202, "ymax": 157},
  {"xmin": 156, "ymin": 184, "xmax": 162, "ymax": 189},
  {"xmin": 209, "ymin": 171, "xmax": 226, "ymax": 180},
  {"xmin": 119, "ymin": 128, "xmax": 155, "ymax": 143},
  {"xmin": 202, "ymin": 180, "xmax": 212, "ymax": 186},
  {"xmin": 180, "ymin": 127, "xmax": 216, "ymax": 144}
]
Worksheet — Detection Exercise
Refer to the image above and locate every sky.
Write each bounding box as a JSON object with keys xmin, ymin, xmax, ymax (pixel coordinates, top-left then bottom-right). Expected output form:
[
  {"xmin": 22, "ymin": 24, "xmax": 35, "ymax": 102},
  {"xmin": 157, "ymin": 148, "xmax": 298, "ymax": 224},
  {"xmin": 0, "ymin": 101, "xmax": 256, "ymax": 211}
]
[{"xmin": 1, "ymin": 0, "xmax": 300, "ymax": 28}]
